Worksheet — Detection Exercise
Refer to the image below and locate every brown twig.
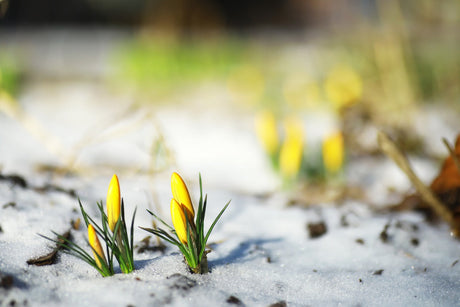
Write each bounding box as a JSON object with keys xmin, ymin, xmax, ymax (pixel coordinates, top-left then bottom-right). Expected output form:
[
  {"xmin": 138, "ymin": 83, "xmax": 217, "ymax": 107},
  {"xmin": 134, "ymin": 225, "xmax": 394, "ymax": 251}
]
[
  {"xmin": 377, "ymin": 131, "xmax": 453, "ymax": 225},
  {"xmin": 442, "ymin": 137, "xmax": 460, "ymax": 174}
]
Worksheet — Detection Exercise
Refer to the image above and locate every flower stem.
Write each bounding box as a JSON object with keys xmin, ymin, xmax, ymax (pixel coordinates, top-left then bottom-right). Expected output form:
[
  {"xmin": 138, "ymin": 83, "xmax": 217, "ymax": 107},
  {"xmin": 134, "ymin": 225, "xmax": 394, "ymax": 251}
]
[{"xmin": 191, "ymin": 252, "xmax": 208, "ymax": 274}]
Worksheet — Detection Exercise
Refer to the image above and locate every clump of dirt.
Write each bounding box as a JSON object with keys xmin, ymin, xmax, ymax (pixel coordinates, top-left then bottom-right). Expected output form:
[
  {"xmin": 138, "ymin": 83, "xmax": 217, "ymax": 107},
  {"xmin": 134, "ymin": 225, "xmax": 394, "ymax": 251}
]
[
  {"xmin": 167, "ymin": 273, "xmax": 197, "ymax": 293},
  {"xmin": 307, "ymin": 222, "xmax": 327, "ymax": 239},
  {"xmin": 136, "ymin": 236, "xmax": 167, "ymax": 254},
  {"xmin": 226, "ymin": 295, "xmax": 244, "ymax": 305}
]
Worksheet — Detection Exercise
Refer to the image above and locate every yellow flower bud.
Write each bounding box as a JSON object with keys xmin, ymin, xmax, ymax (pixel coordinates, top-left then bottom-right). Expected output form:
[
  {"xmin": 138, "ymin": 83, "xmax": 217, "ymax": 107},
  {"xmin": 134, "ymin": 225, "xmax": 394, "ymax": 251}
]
[
  {"xmin": 171, "ymin": 172, "xmax": 194, "ymax": 220},
  {"xmin": 255, "ymin": 111, "xmax": 279, "ymax": 155},
  {"xmin": 322, "ymin": 132, "xmax": 344, "ymax": 174},
  {"xmin": 88, "ymin": 224, "xmax": 106, "ymax": 270},
  {"xmin": 279, "ymin": 117, "xmax": 304, "ymax": 178},
  {"xmin": 107, "ymin": 174, "xmax": 121, "ymax": 232},
  {"xmin": 170, "ymin": 198, "xmax": 188, "ymax": 244}
]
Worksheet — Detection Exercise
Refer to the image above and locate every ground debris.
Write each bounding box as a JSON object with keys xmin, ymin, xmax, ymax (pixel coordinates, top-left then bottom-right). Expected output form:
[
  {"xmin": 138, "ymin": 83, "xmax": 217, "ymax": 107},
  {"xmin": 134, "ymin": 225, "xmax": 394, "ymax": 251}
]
[
  {"xmin": 248, "ymin": 244, "xmax": 272, "ymax": 263},
  {"xmin": 0, "ymin": 272, "xmax": 14, "ymax": 289},
  {"xmin": 289, "ymin": 184, "xmax": 366, "ymax": 207},
  {"xmin": 136, "ymin": 236, "xmax": 166, "ymax": 254},
  {"xmin": 2, "ymin": 202, "xmax": 16, "ymax": 209},
  {"xmin": 0, "ymin": 173, "xmax": 27, "ymax": 188},
  {"xmin": 0, "ymin": 171, "xmax": 77, "ymax": 198},
  {"xmin": 379, "ymin": 223, "xmax": 390, "ymax": 243},
  {"xmin": 373, "ymin": 269, "xmax": 384, "ymax": 276},
  {"xmin": 71, "ymin": 218, "xmax": 80, "ymax": 230},
  {"xmin": 226, "ymin": 295, "xmax": 244, "ymax": 306},
  {"xmin": 268, "ymin": 301, "xmax": 287, "ymax": 307},
  {"xmin": 307, "ymin": 221, "xmax": 327, "ymax": 239},
  {"xmin": 34, "ymin": 183, "xmax": 77, "ymax": 198},
  {"xmin": 167, "ymin": 273, "xmax": 196, "ymax": 293},
  {"xmin": 379, "ymin": 132, "xmax": 460, "ymax": 237},
  {"xmin": 27, "ymin": 230, "xmax": 71, "ymax": 266}
]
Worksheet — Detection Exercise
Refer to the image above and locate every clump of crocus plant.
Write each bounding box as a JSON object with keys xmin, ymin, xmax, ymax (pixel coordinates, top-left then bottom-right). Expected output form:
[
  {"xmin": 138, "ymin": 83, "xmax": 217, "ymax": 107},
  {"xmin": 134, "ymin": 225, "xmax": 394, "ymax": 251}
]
[
  {"xmin": 255, "ymin": 111, "xmax": 305, "ymax": 185},
  {"xmin": 42, "ymin": 174, "xmax": 136, "ymax": 277},
  {"xmin": 141, "ymin": 172, "xmax": 230, "ymax": 274}
]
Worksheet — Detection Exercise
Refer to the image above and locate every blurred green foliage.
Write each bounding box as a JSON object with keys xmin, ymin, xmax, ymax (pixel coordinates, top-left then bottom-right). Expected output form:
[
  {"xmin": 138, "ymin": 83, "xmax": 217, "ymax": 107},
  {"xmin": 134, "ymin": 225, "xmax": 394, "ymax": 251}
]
[
  {"xmin": 113, "ymin": 0, "xmax": 459, "ymax": 114},
  {"xmin": 412, "ymin": 38, "xmax": 460, "ymax": 102},
  {"xmin": 0, "ymin": 56, "xmax": 20, "ymax": 95},
  {"xmin": 113, "ymin": 38, "xmax": 249, "ymax": 98}
]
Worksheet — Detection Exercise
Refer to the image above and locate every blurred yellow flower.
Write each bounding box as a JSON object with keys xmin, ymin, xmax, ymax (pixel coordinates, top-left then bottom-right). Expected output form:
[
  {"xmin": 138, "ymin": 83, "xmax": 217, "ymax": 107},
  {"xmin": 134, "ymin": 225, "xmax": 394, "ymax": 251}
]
[
  {"xmin": 88, "ymin": 224, "xmax": 106, "ymax": 270},
  {"xmin": 279, "ymin": 117, "xmax": 304, "ymax": 178},
  {"xmin": 322, "ymin": 132, "xmax": 344, "ymax": 174},
  {"xmin": 107, "ymin": 174, "xmax": 121, "ymax": 232},
  {"xmin": 255, "ymin": 111, "xmax": 279, "ymax": 155},
  {"xmin": 171, "ymin": 172, "xmax": 194, "ymax": 220},
  {"xmin": 325, "ymin": 66, "xmax": 362, "ymax": 109}
]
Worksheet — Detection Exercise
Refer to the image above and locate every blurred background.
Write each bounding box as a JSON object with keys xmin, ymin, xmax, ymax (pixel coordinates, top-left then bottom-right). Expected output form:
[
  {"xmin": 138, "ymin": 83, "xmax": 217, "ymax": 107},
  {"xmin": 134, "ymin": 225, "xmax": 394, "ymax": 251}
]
[{"xmin": 0, "ymin": 0, "xmax": 459, "ymax": 192}]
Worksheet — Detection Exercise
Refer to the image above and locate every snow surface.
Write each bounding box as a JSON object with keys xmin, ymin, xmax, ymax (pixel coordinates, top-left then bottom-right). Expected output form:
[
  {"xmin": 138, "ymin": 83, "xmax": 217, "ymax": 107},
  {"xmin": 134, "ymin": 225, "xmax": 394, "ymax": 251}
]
[{"xmin": 1, "ymin": 30, "xmax": 460, "ymax": 306}]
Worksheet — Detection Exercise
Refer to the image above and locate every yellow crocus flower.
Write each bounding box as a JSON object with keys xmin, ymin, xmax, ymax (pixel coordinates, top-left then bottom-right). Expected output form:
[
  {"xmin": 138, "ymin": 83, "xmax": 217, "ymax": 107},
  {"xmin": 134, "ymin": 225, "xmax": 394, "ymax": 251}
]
[
  {"xmin": 170, "ymin": 198, "xmax": 188, "ymax": 244},
  {"xmin": 279, "ymin": 117, "xmax": 304, "ymax": 178},
  {"xmin": 171, "ymin": 172, "xmax": 194, "ymax": 219},
  {"xmin": 88, "ymin": 224, "xmax": 106, "ymax": 270},
  {"xmin": 107, "ymin": 174, "xmax": 121, "ymax": 232},
  {"xmin": 322, "ymin": 132, "xmax": 344, "ymax": 174},
  {"xmin": 255, "ymin": 111, "xmax": 279, "ymax": 155}
]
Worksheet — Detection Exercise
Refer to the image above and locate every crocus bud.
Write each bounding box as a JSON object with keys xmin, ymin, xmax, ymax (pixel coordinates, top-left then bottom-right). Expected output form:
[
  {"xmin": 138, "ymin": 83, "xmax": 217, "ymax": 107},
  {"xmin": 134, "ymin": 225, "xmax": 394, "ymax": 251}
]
[
  {"xmin": 170, "ymin": 198, "xmax": 188, "ymax": 244},
  {"xmin": 88, "ymin": 224, "xmax": 106, "ymax": 270},
  {"xmin": 322, "ymin": 132, "xmax": 344, "ymax": 174},
  {"xmin": 171, "ymin": 172, "xmax": 194, "ymax": 219},
  {"xmin": 107, "ymin": 174, "xmax": 121, "ymax": 232},
  {"xmin": 279, "ymin": 117, "xmax": 304, "ymax": 178}
]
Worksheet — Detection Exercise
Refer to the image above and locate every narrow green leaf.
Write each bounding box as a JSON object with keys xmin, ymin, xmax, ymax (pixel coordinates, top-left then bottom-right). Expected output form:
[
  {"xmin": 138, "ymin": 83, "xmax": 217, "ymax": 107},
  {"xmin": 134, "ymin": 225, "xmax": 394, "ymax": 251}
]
[
  {"xmin": 129, "ymin": 207, "xmax": 137, "ymax": 259},
  {"xmin": 146, "ymin": 209, "xmax": 174, "ymax": 231},
  {"xmin": 203, "ymin": 200, "xmax": 230, "ymax": 246}
]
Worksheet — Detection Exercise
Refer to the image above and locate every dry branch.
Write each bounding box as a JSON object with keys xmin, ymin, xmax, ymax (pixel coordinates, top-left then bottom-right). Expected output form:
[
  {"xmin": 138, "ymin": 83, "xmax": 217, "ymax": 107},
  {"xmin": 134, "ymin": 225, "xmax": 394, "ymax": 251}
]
[{"xmin": 377, "ymin": 131, "xmax": 453, "ymax": 225}]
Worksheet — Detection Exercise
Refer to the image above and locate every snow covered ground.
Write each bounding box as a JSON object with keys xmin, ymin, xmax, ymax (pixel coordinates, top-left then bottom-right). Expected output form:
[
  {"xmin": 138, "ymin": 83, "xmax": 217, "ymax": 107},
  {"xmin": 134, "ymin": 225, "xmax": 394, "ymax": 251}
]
[{"xmin": 1, "ymin": 30, "xmax": 459, "ymax": 306}]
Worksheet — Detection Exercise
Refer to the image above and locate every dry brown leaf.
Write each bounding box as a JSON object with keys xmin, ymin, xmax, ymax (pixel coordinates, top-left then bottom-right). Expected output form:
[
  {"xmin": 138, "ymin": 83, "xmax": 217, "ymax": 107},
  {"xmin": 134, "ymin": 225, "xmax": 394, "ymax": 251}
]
[
  {"xmin": 430, "ymin": 135, "xmax": 460, "ymax": 236},
  {"xmin": 431, "ymin": 135, "xmax": 460, "ymax": 193},
  {"xmin": 27, "ymin": 231, "xmax": 71, "ymax": 266}
]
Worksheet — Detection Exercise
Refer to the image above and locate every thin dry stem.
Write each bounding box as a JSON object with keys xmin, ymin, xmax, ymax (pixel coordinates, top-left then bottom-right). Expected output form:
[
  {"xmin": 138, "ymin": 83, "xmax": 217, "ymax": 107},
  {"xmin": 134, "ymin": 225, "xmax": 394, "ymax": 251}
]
[
  {"xmin": 377, "ymin": 131, "xmax": 453, "ymax": 225},
  {"xmin": 0, "ymin": 94, "xmax": 71, "ymax": 166}
]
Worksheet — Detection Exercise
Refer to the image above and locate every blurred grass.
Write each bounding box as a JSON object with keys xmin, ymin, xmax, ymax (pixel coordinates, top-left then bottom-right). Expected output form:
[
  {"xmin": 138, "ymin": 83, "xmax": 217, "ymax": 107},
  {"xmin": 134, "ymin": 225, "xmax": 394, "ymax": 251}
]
[
  {"xmin": 113, "ymin": 38, "xmax": 250, "ymax": 99},
  {"xmin": 109, "ymin": 0, "xmax": 459, "ymax": 121},
  {"xmin": 113, "ymin": 33, "xmax": 459, "ymax": 109},
  {"xmin": 0, "ymin": 55, "xmax": 21, "ymax": 95}
]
